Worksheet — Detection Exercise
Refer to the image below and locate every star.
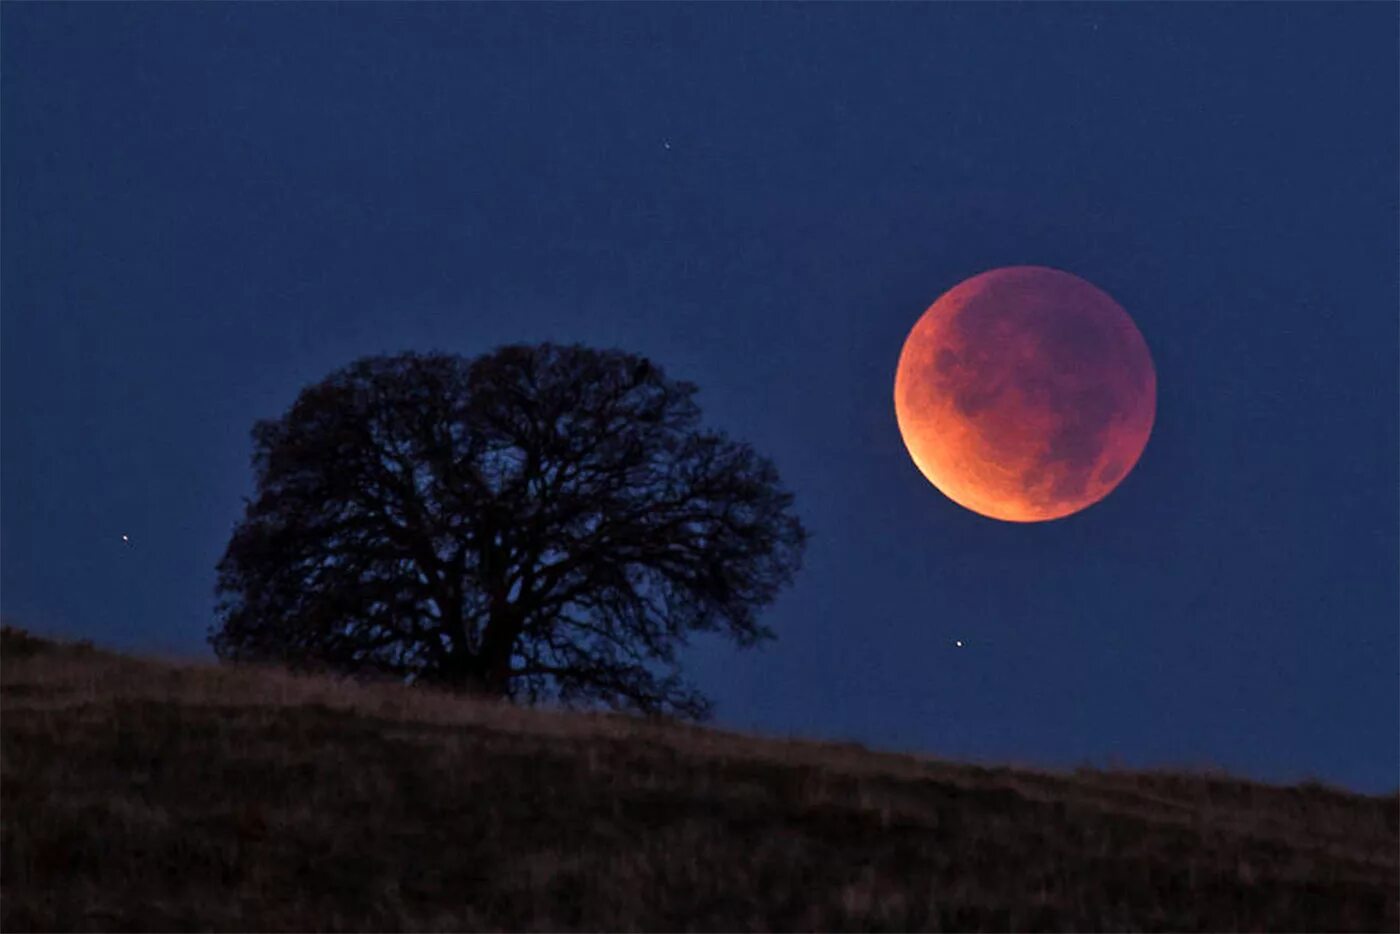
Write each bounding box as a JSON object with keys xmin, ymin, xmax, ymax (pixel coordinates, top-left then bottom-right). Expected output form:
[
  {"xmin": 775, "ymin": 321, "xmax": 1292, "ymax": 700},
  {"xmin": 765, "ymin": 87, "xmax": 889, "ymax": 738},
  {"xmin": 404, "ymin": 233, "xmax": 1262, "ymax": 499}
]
[
  {"xmin": 954, "ymin": 640, "xmax": 964, "ymax": 648},
  {"xmin": 121, "ymin": 534, "xmax": 130, "ymax": 543}
]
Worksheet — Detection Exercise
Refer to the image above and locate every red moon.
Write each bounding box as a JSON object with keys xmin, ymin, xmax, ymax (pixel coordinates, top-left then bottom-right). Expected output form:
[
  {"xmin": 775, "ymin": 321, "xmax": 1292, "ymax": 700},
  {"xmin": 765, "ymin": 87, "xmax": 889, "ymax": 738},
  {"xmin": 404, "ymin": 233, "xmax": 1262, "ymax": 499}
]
[{"xmin": 894, "ymin": 266, "xmax": 1156, "ymax": 522}]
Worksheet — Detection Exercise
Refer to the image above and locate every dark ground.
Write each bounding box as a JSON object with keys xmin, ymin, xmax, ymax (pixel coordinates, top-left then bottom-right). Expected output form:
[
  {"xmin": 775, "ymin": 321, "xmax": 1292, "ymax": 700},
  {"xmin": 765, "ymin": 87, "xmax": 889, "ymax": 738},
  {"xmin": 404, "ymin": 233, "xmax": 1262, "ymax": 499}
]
[{"xmin": 3, "ymin": 628, "xmax": 1396, "ymax": 932}]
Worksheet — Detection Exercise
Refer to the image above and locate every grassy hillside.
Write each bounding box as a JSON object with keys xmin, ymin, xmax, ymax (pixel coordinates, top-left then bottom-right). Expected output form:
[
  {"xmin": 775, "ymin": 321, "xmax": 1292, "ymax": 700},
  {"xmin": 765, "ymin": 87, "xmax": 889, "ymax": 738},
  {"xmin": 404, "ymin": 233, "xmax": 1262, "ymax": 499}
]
[{"xmin": 2, "ymin": 627, "xmax": 1396, "ymax": 932}]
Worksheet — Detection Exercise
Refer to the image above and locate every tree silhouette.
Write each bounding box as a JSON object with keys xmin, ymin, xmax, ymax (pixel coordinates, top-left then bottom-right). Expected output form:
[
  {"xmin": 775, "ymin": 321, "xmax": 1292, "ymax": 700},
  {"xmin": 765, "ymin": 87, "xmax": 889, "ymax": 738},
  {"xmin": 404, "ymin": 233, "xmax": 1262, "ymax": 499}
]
[{"xmin": 211, "ymin": 345, "xmax": 807, "ymax": 718}]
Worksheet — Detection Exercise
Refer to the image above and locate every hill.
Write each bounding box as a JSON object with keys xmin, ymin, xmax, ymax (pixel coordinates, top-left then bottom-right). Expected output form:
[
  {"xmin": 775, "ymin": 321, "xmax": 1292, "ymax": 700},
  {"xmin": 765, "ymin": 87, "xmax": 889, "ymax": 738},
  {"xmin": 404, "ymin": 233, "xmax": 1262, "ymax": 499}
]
[{"xmin": 2, "ymin": 626, "xmax": 1395, "ymax": 932}]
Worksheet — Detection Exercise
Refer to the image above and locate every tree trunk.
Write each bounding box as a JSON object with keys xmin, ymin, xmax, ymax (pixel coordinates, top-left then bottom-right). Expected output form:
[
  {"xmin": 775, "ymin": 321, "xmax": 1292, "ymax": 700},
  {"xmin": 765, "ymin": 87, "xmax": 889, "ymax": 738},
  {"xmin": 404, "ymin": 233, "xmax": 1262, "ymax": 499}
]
[
  {"xmin": 475, "ymin": 606, "xmax": 519, "ymax": 698},
  {"xmin": 425, "ymin": 659, "xmax": 506, "ymax": 699}
]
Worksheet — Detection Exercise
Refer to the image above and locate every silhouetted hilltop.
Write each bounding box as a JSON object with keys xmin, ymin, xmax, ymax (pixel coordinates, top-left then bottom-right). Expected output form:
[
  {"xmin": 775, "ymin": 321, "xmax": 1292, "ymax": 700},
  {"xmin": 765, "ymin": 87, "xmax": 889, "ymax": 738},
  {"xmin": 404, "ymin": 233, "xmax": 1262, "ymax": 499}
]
[{"xmin": 2, "ymin": 627, "xmax": 1395, "ymax": 932}]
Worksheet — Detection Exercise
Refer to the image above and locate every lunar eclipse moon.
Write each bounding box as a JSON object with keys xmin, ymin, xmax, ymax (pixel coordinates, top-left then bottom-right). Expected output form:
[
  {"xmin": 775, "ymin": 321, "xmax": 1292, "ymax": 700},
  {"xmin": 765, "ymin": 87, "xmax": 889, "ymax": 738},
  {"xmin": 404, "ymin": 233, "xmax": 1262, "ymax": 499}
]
[{"xmin": 894, "ymin": 266, "xmax": 1156, "ymax": 522}]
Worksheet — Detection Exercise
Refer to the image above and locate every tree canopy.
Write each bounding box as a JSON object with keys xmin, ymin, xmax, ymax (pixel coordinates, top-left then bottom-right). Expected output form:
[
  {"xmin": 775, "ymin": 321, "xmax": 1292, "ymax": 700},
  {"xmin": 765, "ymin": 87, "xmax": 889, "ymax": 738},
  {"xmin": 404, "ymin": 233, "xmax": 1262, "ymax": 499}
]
[{"xmin": 211, "ymin": 344, "xmax": 807, "ymax": 718}]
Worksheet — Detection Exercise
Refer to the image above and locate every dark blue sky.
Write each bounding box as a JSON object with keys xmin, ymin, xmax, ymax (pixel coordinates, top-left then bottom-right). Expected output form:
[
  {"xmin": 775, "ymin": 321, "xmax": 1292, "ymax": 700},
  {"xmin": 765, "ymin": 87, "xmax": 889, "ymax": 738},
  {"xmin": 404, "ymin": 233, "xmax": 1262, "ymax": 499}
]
[{"xmin": 4, "ymin": 4, "xmax": 1396, "ymax": 792}]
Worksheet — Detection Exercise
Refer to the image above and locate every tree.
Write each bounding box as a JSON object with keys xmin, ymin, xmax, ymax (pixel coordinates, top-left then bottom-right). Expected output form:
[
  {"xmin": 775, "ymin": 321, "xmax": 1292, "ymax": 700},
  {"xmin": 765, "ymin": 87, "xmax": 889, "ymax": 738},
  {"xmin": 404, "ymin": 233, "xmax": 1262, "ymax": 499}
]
[{"xmin": 211, "ymin": 344, "xmax": 807, "ymax": 718}]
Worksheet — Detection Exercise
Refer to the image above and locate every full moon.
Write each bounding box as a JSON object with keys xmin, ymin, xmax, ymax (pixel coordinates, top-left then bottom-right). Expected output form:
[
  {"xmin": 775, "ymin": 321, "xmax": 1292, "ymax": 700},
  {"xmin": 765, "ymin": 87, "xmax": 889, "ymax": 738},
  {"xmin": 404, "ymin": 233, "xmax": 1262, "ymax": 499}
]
[{"xmin": 894, "ymin": 266, "xmax": 1155, "ymax": 522}]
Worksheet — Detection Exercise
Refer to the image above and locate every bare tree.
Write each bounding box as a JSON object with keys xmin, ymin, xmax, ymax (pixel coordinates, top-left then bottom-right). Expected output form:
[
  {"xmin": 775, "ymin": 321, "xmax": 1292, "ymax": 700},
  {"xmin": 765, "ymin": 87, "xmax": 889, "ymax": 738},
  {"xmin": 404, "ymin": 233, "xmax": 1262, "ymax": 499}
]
[{"xmin": 211, "ymin": 344, "xmax": 806, "ymax": 718}]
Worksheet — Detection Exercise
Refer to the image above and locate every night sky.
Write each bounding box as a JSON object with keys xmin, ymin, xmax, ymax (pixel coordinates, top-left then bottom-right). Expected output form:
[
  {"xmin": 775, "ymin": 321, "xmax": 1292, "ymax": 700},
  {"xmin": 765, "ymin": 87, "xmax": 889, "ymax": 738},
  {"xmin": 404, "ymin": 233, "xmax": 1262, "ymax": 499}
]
[{"xmin": 4, "ymin": 5, "xmax": 1396, "ymax": 792}]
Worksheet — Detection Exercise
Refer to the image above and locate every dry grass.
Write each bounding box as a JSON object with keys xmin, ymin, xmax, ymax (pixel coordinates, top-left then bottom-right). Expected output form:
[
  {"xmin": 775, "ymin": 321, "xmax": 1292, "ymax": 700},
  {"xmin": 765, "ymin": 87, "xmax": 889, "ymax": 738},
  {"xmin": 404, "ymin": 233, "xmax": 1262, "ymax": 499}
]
[{"xmin": 2, "ymin": 626, "xmax": 1396, "ymax": 932}]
